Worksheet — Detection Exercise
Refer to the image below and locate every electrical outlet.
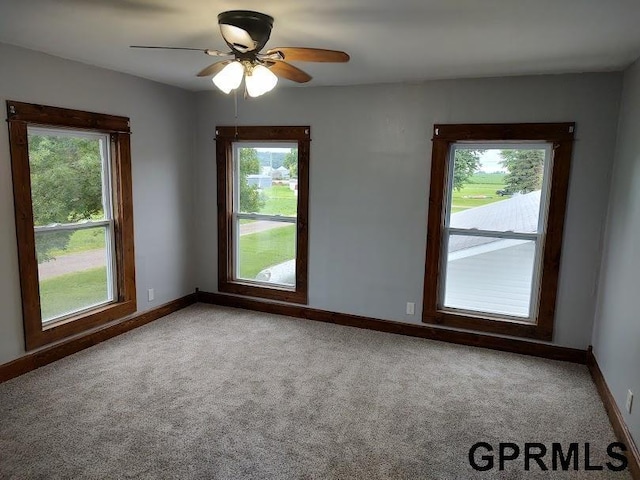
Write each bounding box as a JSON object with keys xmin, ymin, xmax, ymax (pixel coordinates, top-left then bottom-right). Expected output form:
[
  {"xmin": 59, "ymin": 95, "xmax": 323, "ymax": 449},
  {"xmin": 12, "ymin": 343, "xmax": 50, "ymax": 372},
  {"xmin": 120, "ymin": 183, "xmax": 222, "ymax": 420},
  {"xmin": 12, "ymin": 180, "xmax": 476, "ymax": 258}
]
[
  {"xmin": 406, "ymin": 302, "xmax": 415, "ymax": 315},
  {"xmin": 626, "ymin": 390, "xmax": 633, "ymax": 414},
  {"xmin": 148, "ymin": 288, "xmax": 155, "ymax": 302}
]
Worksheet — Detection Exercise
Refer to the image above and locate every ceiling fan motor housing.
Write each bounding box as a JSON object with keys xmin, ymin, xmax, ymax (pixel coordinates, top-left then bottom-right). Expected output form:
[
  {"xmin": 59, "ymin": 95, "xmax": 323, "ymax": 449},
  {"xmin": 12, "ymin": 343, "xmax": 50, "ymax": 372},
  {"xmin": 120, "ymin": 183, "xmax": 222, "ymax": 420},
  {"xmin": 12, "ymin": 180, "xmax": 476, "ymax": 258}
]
[{"xmin": 218, "ymin": 10, "xmax": 274, "ymax": 55}]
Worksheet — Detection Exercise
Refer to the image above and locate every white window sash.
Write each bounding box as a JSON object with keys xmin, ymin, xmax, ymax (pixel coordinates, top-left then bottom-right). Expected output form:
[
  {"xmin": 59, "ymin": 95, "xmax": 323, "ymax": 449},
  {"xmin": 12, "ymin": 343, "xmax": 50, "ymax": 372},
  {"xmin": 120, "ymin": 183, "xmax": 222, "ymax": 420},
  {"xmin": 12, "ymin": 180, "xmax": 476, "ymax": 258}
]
[
  {"xmin": 446, "ymin": 227, "xmax": 539, "ymax": 242},
  {"xmin": 34, "ymin": 219, "xmax": 112, "ymax": 233},
  {"xmin": 235, "ymin": 213, "xmax": 296, "ymax": 223}
]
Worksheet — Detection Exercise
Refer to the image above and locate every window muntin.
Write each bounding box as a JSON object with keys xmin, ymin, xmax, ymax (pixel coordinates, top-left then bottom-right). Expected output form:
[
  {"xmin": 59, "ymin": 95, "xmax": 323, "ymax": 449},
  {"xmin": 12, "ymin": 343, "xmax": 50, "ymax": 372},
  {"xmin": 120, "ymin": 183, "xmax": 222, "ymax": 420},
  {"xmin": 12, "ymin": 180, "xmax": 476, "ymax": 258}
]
[
  {"xmin": 439, "ymin": 144, "xmax": 553, "ymax": 320},
  {"xmin": 28, "ymin": 127, "xmax": 118, "ymax": 324},
  {"xmin": 232, "ymin": 142, "xmax": 299, "ymax": 288}
]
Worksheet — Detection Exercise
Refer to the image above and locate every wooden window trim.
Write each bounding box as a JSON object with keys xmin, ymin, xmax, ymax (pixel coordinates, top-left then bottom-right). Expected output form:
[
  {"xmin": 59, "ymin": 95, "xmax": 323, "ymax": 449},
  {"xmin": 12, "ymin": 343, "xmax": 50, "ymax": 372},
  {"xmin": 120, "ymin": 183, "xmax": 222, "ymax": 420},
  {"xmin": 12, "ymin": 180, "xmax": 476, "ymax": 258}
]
[
  {"xmin": 422, "ymin": 123, "xmax": 575, "ymax": 341},
  {"xmin": 7, "ymin": 101, "xmax": 136, "ymax": 350},
  {"xmin": 216, "ymin": 126, "xmax": 310, "ymax": 304}
]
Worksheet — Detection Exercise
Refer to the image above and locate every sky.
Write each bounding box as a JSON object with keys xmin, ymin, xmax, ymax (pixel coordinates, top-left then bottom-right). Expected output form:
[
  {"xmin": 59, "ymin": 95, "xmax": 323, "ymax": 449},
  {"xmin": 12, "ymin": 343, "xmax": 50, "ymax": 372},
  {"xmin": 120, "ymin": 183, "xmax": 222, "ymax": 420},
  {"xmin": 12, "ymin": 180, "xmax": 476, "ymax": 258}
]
[
  {"xmin": 478, "ymin": 149, "xmax": 507, "ymax": 173},
  {"xmin": 255, "ymin": 148, "xmax": 293, "ymax": 153}
]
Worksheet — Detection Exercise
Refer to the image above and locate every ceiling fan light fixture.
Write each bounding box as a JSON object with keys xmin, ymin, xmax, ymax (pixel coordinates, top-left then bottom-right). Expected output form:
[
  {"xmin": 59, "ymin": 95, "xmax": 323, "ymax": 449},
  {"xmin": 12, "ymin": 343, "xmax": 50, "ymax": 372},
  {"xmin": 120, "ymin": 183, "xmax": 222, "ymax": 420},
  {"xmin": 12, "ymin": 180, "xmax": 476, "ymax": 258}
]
[
  {"xmin": 245, "ymin": 64, "xmax": 278, "ymax": 97},
  {"xmin": 133, "ymin": 10, "xmax": 349, "ymax": 95},
  {"xmin": 212, "ymin": 61, "xmax": 244, "ymax": 94}
]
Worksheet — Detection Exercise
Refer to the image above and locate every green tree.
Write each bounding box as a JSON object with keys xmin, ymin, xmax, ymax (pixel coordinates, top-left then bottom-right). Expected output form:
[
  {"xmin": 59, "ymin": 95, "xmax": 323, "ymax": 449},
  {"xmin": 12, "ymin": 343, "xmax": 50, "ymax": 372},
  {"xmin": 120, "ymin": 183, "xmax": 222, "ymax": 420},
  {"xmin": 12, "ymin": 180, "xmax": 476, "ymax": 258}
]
[
  {"xmin": 239, "ymin": 148, "xmax": 265, "ymax": 213},
  {"xmin": 453, "ymin": 149, "xmax": 483, "ymax": 190},
  {"xmin": 283, "ymin": 148, "xmax": 298, "ymax": 178},
  {"xmin": 28, "ymin": 134, "xmax": 104, "ymax": 262},
  {"xmin": 500, "ymin": 149, "xmax": 544, "ymax": 193}
]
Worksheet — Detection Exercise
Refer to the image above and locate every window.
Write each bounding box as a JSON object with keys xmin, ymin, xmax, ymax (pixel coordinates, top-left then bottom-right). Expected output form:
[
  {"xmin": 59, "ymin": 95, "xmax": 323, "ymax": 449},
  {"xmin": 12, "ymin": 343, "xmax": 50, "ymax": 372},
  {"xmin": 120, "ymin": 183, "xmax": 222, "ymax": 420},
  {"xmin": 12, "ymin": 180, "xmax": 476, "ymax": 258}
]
[
  {"xmin": 216, "ymin": 126, "xmax": 309, "ymax": 303},
  {"xmin": 7, "ymin": 101, "xmax": 136, "ymax": 350},
  {"xmin": 423, "ymin": 123, "xmax": 574, "ymax": 340}
]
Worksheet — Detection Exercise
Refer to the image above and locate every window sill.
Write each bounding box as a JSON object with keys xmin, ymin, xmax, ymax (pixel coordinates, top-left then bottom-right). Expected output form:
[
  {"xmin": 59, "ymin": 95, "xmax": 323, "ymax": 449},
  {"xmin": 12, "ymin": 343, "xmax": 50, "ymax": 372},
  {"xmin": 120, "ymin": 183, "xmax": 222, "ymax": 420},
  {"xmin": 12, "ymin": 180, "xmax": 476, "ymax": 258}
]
[
  {"xmin": 26, "ymin": 300, "xmax": 137, "ymax": 350},
  {"xmin": 219, "ymin": 281, "xmax": 308, "ymax": 305},
  {"xmin": 422, "ymin": 309, "xmax": 552, "ymax": 341}
]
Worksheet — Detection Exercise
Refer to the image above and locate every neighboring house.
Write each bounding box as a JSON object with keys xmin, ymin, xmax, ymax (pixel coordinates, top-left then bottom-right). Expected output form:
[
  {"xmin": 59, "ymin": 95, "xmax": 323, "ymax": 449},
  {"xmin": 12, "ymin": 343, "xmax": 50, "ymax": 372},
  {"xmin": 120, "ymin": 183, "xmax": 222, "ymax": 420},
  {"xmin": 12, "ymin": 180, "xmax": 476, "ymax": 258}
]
[
  {"xmin": 247, "ymin": 174, "xmax": 272, "ymax": 189},
  {"xmin": 261, "ymin": 166, "xmax": 273, "ymax": 176},
  {"xmin": 448, "ymin": 190, "xmax": 540, "ymax": 253},
  {"xmin": 272, "ymin": 166, "xmax": 290, "ymax": 180}
]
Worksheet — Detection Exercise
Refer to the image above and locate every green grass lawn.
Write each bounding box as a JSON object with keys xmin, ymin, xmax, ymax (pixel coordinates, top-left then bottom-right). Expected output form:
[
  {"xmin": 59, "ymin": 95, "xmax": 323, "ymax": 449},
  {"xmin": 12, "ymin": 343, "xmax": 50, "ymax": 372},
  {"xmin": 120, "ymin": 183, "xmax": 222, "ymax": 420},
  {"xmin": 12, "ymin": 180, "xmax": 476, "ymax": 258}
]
[
  {"xmin": 260, "ymin": 184, "xmax": 297, "ymax": 216},
  {"xmin": 238, "ymin": 224, "xmax": 296, "ymax": 279},
  {"xmin": 239, "ymin": 184, "xmax": 297, "ymax": 225},
  {"xmin": 50, "ymin": 227, "xmax": 106, "ymax": 256},
  {"xmin": 39, "ymin": 267, "xmax": 109, "ymax": 322},
  {"xmin": 451, "ymin": 172, "xmax": 507, "ymax": 212},
  {"xmin": 468, "ymin": 172, "xmax": 505, "ymax": 185}
]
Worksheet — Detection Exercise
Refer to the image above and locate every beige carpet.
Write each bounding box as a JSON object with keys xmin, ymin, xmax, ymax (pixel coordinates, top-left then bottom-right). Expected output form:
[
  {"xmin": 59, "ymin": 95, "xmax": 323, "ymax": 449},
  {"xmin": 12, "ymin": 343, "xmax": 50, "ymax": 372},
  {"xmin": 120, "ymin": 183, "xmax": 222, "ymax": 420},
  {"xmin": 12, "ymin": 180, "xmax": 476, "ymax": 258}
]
[{"xmin": 0, "ymin": 304, "xmax": 630, "ymax": 479}]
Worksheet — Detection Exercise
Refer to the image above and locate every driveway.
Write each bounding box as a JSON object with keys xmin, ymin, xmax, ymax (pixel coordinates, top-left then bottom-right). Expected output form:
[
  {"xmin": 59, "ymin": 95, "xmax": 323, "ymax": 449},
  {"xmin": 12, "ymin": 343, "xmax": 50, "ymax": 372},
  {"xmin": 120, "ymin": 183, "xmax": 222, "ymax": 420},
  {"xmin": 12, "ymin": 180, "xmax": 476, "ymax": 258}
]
[
  {"xmin": 38, "ymin": 249, "xmax": 105, "ymax": 281},
  {"xmin": 38, "ymin": 220, "xmax": 292, "ymax": 281}
]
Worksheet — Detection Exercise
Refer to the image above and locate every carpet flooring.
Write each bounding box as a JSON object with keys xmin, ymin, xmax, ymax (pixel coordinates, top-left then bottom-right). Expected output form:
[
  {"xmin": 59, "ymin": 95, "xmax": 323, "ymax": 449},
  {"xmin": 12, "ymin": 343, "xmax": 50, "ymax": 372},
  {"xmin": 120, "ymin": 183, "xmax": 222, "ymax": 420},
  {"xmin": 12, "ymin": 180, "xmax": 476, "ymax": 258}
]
[{"xmin": 0, "ymin": 304, "xmax": 630, "ymax": 479}]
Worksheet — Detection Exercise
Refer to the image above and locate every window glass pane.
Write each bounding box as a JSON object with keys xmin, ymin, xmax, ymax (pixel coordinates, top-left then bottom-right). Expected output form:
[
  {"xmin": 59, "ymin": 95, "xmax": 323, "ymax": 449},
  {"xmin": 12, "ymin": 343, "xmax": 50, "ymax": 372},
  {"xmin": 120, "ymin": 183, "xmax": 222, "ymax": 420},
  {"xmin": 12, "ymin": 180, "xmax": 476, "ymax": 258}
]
[
  {"xmin": 36, "ymin": 226, "xmax": 113, "ymax": 323},
  {"xmin": 442, "ymin": 234, "xmax": 536, "ymax": 319},
  {"xmin": 237, "ymin": 145, "xmax": 298, "ymax": 217},
  {"xmin": 236, "ymin": 221, "xmax": 296, "ymax": 287},
  {"xmin": 448, "ymin": 147, "xmax": 547, "ymax": 233},
  {"xmin": 27, "ymin": 129, "xmax": 109, "ymax": 225}
]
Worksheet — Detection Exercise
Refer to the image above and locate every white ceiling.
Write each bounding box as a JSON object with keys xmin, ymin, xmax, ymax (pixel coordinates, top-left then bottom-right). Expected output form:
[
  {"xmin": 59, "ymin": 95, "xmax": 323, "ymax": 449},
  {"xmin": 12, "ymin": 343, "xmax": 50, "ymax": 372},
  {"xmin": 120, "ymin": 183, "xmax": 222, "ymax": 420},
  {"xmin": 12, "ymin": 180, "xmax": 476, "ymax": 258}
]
[{"xmin": 1, "ymin": 0, "xmax": 639, "ymax": 91}]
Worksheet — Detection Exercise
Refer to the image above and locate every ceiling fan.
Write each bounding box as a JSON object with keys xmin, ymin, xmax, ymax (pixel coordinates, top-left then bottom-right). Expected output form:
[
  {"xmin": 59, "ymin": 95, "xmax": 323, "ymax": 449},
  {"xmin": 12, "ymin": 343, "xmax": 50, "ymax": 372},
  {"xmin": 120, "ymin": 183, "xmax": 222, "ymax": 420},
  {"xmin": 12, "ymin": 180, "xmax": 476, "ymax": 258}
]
[{"xmin": 131, "ymin": 10, "xmax": 350, "ymax": 97}]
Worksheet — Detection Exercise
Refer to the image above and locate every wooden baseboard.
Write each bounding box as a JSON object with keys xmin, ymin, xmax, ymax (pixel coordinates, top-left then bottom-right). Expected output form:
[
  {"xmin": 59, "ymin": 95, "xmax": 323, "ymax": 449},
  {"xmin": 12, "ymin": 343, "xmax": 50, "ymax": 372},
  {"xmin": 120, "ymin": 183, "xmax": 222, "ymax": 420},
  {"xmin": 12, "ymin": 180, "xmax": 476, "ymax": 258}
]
[
  {"xmin": 198, "ymin": 291, "xmax": 587, "ymax": 364},
  {"xmin": 587, "ymin": 346, "xmax": 640, "ymax": 479},
  {"xmin": 0, "ymin": 293, "xmax": 197, "ymax": 384}
]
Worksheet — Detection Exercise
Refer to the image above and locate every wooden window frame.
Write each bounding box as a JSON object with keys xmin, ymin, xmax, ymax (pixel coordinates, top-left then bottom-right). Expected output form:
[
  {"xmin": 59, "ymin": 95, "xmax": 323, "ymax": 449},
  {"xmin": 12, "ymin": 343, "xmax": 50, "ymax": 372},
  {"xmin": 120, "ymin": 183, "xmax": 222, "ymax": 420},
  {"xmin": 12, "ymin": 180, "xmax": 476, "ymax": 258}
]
[
  {"xmin": 216, "ymin": 126, "xmax": 310, "ymax": 304},
  {"xmin": 7, "ymin": 101, "xmax": 136, "ymax": 350},
  {"xmin": 422, "ymin": 123, "xmax": 575, "ymax": 340}
]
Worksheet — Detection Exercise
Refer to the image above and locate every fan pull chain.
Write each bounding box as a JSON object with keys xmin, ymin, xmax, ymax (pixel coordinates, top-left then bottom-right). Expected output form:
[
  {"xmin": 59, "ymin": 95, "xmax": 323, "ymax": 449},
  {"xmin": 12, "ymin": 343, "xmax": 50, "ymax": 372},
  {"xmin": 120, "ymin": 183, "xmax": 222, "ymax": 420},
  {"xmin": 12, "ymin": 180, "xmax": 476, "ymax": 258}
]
[{"xmin": 233, "ymin": 89, "xmax": 239, "ymax": 139}]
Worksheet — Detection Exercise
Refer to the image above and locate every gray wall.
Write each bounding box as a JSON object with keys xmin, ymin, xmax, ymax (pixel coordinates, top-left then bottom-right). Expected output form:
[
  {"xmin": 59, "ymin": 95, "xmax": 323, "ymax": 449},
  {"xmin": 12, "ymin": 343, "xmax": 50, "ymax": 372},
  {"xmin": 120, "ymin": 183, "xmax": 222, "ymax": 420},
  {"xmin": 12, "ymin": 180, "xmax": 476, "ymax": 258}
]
[
  {"xmin": 592, "ymin": 59, "xmax": 640, "ymax": 446},
  {"xmin": 194, "ymin": 73, "xmax": 622, "ymax": 349},
  {"xmin": 0, "ymin": 43, "xmax": 196, "ymax": 364}
]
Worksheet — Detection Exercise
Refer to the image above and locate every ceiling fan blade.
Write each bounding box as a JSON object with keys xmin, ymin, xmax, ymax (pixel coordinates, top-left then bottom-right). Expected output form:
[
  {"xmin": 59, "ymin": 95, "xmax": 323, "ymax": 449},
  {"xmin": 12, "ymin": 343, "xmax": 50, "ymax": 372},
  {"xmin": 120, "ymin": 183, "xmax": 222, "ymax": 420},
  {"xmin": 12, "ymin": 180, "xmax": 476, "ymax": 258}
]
[
  {"xmin": 266, "ymin": 47, "xmax": 350, "ymax": 63},
  {"xmin": 130, "ymin": 45, "xmax": 207, "ymax": 52},
  {"xmin": 130, "ymin": 46, "xmax": 231, "ymax": 57},
  {"xmin": 197, "ymin": 60, "xmax": 232, "ymax": 77},
  {"xmin": 268, "ymin": 60, "xmax": 312, "ymax": 83}
]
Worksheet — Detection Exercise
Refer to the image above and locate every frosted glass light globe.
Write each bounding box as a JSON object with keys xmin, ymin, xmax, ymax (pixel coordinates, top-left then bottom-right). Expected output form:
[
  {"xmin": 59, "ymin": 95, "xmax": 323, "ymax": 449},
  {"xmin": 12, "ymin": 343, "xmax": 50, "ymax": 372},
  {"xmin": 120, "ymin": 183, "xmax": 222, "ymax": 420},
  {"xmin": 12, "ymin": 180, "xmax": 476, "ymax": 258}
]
[
  {"xmin": 245, "ymin": 64, "xmax": 278, "ymax": 97},
  {"xmin": 212, "ymin": 61, "xmax": 244, "ymax": 94}
]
